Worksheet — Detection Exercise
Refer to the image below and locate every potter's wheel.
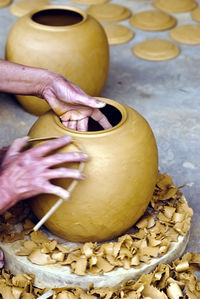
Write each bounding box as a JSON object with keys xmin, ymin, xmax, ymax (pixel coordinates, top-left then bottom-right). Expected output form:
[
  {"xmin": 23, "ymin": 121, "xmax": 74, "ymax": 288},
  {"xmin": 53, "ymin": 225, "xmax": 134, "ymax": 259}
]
[{"xmin": 0, "ymin": 196, "xmax": 190, "ymax": 290}]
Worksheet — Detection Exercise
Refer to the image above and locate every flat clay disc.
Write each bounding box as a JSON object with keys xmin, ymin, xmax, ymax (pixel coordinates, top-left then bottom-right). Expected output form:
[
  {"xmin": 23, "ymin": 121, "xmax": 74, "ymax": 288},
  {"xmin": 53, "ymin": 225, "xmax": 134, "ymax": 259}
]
[
  {"xmin": 69, "ymin": 0, "xmax": 109, "ymax": 4},
  {"xmin": 9, "ymin": 0, "xmax": 48, "ymax": 17},
  {"xmin": 0, "ymin": 0, "xmax": 12, "ymax": 8},
  {"xmin": 153, "ymin": 0, "xmax": 197, "ymax": 13},
  {"xmin": 169, "ymin": 24, "xmax": 200, "ymax": 45},
  {"xmin": 191, "ymin": 7, "xmax": 200, "ymax": 22},
  {"xmin": 129, "ymin": 10, "xmax": 177, "ymax": 31},
  {"xmin": 103, "ymin": 24, "xmax": 134, "ymax": 45},
  {"xmin": 86, "ymin": 3, "xmax": 132, "ymax": 22},
  {"xmin": 132, "ymin": 39, "xmax": 180, "ymax": 61}
]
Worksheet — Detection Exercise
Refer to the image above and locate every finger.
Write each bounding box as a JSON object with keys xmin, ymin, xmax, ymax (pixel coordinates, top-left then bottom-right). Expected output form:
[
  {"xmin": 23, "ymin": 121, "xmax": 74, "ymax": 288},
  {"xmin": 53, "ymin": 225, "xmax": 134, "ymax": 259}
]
[
  {"xmin": 68, "ymin": 120, "xmax": 77, "ymax": 130},
  {"xmin": 91, "ymin": 109, "xmax": 112, "ymax": 130},
  {"xmin": 62, "ymin": 121, "xmax": 69, "ymax": 128},
  {"xmin": 68, "ymin": 83, "xmax": 107, "ymax": 109},
  {"xmin": 42, "ymin": 182, "xmax": 70, "ymax": 200},
  {"xmin": 0, "ymin": 261, "xmax": 4, "ymax": 269},
  {"xmin": 0, "ymin": 249, "xmax": 4, "ymax": 261},
  {"xmin": 60, "ymin": 108, "xmax": 91, "ymax": 121},
  {"xmin": 77, "ymin": 118, "xmax": 89, "ymax": 131},
  {"xmin": 46, "ymin": 168, "xmax": 85, "ymax": 180},
  {"xmin": 29, "ymin": 136, "xmax": 72, "ymax": 158},
  {"xmin": 70, "ymin": 93, "xmax": 106, "ymax": 109},
  {"xmin": 42, "ymin": 152, "xmax": 87, "ymax": 167},
  {"xmin": 2, "ymin": 137, "xmax": 29, "ymax": 166}
]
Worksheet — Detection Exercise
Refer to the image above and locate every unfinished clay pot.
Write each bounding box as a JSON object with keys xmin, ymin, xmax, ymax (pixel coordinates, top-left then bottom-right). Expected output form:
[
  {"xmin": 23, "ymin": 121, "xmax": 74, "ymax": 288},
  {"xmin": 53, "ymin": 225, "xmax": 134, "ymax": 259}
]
[
  {"xmin": 0, "ymin": 0, "xmax": 12, "ymax": 8},
  {"xmin": 28, "ymin": 98, "xmax": 158, "ymax": 242},
  {"xmin": 6, "ymin": 5, "xmax": 109, "ymax": 115}
]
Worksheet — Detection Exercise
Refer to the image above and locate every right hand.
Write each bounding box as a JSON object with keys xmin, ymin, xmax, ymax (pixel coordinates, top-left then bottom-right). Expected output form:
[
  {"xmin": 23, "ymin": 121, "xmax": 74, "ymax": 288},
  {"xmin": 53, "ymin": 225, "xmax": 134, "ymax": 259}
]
[
  {"xmin": 0, "ymin": 136, "xmax": 87, "ymax": 214},
  {"xmin": 41, "ymin": 73, "xmax": 112, "ymax": 131}
]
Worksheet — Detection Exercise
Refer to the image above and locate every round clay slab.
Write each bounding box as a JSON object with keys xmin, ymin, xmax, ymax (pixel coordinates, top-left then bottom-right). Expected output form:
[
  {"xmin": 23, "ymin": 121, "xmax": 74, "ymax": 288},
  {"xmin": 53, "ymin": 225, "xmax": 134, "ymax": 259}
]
[
  {"xmin": 153, "ymin": 0, "xmax": 197, "ymax": 13},
  {"xmin": 130, "ymin": 10, "xmax": 177, "ymax": 31},
  {"xmin": 132, "ymin": 39, "xmax": 180, "ymax": 61},
  {"xmin": 9, "ymin": 0, "xmax": 48, "ymax": 17},
  {"xmin": 69, "ymin": 0, "xmax": 109, "ymax": 4},
  {"xmin": 86, "ymin": 3, "xmax": 131, "ymax": 22},
  {"xmin": 191, "ymin": 7, "xmax": 200, "ymax": 22},
  {"xmin": 103, "ymin": 24, "xmax": 134, "ymax": 45},
  {"xmin": 170, "ymin": 24, "xmax": 200, "ymax": 45},
  {"xmin": 0, "ymin": 0, "xmax": 12, "ymax": 8}
]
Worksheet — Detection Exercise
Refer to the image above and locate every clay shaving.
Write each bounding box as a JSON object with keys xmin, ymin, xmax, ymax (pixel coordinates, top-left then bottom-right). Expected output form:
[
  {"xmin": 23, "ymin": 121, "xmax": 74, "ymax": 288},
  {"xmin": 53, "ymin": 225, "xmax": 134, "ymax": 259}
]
[
  {"xmin": 0, "ymin": 252, "xmax": 200, "ymax": 298},
  {"xmin": 0, "ymin": 173, "xmax": 193, "ymax": 277}
]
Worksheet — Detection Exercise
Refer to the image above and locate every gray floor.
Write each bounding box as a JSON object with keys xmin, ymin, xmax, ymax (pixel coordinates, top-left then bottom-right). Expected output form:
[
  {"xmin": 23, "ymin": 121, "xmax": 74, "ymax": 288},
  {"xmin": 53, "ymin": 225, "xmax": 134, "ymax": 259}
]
[{"xmin": 0, "ymin": 0, "xmax": 200, "ymax": 254}]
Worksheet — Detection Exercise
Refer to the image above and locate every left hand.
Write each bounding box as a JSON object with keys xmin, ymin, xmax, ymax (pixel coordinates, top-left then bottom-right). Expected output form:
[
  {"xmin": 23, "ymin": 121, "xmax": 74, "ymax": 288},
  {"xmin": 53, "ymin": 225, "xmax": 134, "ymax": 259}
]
[{"xmin": 42, "ymin": 73, "xmax": 112, "ymax": 131}]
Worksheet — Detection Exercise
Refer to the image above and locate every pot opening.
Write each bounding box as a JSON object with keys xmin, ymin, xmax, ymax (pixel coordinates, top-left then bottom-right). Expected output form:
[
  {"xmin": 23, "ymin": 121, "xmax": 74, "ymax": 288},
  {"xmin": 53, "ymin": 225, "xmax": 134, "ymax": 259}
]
[
  {"xmin": 61, "ymin": 104, "xmax": 122, "ymax": 132},
  {"xmin": 32, "ymin": 9, "xmax": 84, "ymax": 26}
]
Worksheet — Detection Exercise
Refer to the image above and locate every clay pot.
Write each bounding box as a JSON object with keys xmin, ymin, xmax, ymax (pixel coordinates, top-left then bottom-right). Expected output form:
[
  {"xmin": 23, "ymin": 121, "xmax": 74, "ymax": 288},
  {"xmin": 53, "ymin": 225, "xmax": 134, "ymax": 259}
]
[
  {"xmin": 28, "ymin": 98, "xmax": 158, "ymax": 242},
  {"xmin": 6, "ymin": 5, "xmax": 109, "ymax": 115},
  {"xmin": 0, "ymin": 0, "xmax": 11, "ymax": 8}
]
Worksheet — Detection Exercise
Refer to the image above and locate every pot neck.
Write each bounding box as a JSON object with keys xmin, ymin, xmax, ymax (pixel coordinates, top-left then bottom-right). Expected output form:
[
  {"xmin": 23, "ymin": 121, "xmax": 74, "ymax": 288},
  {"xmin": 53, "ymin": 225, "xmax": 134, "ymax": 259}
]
[
  {"xmin": 53, "ymin": 99, "xmax": 128, "ymax": 136},
  {"xmin": 26, "ymin": 5, "xmax": 88, "ymax": 32}
]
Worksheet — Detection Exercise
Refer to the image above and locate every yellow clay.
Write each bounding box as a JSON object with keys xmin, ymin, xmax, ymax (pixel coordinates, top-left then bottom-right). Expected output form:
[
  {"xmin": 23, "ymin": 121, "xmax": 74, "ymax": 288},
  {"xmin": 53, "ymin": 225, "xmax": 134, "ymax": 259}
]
[{"xmin": 28, "ymin": 98, "xmax": 158, "ymax": 243}]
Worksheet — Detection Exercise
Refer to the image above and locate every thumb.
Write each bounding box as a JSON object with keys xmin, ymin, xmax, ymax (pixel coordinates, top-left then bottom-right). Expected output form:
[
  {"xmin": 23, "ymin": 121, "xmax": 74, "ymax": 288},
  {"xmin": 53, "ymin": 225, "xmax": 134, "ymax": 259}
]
[
  {"xmin": 71, "ymin": 93, "xmax": 106, "ymax": 109},
  {"xmin": 2, "ymin": 136, "xmax": 29, "ymax": 168}
]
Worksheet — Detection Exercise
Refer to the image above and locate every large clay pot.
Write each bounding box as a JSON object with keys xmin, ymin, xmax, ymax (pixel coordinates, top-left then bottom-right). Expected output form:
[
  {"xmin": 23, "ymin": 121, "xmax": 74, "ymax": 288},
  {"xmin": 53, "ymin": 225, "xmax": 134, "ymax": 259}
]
[
  {"xmin": 6, "ymin": 5, "xmax": 109, "ymax": 115},
  {"xmin": 28, "ymin": 98, "xmax": 158, "ymax": 242},
  {"xmin": 0, "ymin": 0, "xmax": 11, "ymax": 8}
]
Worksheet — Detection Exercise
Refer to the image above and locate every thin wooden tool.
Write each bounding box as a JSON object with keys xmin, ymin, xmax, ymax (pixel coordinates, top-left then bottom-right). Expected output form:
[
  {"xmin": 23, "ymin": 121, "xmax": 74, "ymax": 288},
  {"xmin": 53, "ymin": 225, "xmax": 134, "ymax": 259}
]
[
  {"xmin": 37, "ymin": 290, "xmax": 53, "ymax": 299},
  {"xmin": 28, "ymin": 136, "xmax": 85, "ymax": 232}
]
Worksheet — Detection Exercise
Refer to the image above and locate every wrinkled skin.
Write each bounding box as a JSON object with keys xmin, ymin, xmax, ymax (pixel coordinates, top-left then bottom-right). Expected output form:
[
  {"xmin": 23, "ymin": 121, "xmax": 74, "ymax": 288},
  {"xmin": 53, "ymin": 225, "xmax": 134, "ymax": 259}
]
[
  {"xmin": 0, "ymin": 136, "xmax": 88, "ymax": 268},
  {"xmin": 0, "ymin": 60, "xmax": 113, "ymax": 268},
  {"xmin": 42, "ymin": 75, "xmax": 112, "ymax": 131},
  {"xmin": 0, "ymin": 59, "xmax": 112, "ymax": 131},
  {"xmin": 0, "ymin": 136, "xmax": 87, "ymax": 213}
]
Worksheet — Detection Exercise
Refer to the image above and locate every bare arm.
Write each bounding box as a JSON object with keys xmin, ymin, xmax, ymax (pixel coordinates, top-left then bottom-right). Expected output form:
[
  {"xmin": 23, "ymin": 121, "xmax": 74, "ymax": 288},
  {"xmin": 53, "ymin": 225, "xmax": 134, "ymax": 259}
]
[{"xmin": 0, "ymin": 59, "xmax": 112, "ymax": 131}]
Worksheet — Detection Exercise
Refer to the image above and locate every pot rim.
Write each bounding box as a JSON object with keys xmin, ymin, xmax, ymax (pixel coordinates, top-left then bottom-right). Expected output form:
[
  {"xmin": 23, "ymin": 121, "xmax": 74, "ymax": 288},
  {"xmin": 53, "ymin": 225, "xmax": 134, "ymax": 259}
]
[
  {"xmin": 54, "ymin": 97, "xmax": 128, "ymax": 136},
  {"xmin": 27, "ymin": 4, "xmax": 88, "ymax": 31}
]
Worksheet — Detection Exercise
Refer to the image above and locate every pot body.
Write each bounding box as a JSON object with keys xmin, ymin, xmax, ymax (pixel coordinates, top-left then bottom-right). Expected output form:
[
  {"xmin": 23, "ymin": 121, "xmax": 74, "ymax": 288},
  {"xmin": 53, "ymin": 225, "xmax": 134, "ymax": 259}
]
[
  {"xmin": 0, "ymin": 0, "xmax": 11, "ymax": 8},
  {"xmin": 6, "ymin": 5, "xmax": 109, "ymax": 115},
  {"xmin": 28, "ymin": 98, "xmax": 158, "ymax": 242}
]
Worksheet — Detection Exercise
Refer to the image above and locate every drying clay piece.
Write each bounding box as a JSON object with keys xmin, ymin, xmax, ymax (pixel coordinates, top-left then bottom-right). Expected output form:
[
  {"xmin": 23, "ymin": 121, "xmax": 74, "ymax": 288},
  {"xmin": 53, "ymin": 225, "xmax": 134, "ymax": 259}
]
[
  {"xmin": 103, "ymin": 24, "xmax": 134, "ymax": 45},
  {"xmin": 153, "ymin": 0, "xmax": 197, "ymax": 13},
  {"xmin": 191, "ymin": 7, "xmax": 200, "ymax": 22},
  {"xmin": 0, "ymin": 0, "xmax": 12, "ymax": 8},
  {"xmin": 69, "ymin": 0, "xmax": 109, "ymax": 5},
  {"xmin": 132, "ymin": 39, "xmax": 180, "ymax": 61},
  {"xmin": 169, "ymin": 24, "xmax": 200, "ymax": 45},
  {"xmin": 86, "ymin": 3, "xmax": 131, "ymax": 22},
  {"xmin": 129, "ymin": 10, "xmax": 177, "ymax": 31},
  {"xmin": 9, "ymin": 0, "xmax": 48, "ymax": 17}
]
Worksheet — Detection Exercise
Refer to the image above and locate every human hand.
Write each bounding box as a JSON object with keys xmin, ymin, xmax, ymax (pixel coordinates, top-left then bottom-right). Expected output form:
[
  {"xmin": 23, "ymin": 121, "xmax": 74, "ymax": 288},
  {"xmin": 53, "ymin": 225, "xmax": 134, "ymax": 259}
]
[
  {"xmin": 0, "ymin": 136, "xmax": 87, "ymax": 214},
  {"xmin": 42, "ymin": 73, "xmax": 112, "ymax": 131},
  {"xmin": 0, "ymin": 250, "xmax": 3, "ymax": 270}
]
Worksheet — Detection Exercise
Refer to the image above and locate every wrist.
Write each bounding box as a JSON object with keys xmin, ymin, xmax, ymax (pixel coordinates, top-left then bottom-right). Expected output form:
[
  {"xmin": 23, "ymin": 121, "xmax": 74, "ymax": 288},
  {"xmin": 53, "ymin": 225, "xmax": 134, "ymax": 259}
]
[
  {"xmin": 39, "ymin": 70, "xmax": 64, "ymax": 100},
  {"xmin": 0, "ymin": 174, "xmax": 18, "ymax": 214}
]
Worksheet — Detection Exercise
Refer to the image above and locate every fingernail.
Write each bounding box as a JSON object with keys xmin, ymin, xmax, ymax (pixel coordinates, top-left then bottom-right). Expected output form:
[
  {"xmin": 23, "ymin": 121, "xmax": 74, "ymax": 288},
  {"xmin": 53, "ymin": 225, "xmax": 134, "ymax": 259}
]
[
  {"xmin": 82, "ymin": 153, "xmax": 88, "ymax": 159},
  {"xmin": 57, "ymin": 189, "xmax": 70, "ymax": 200},
  {"xmin": 62, "ymin": 193, "xmax": 70, "ymax": 201},
  {"xmin": 95, "ymin": 100, "xmax": 106, "ymax": 108},
  {"xmin": 80, "ymin": 173, "xmax": 86, "ymax": 180},
  {"xmin": 62, "ymin": 136, "xmax": 72, "ymax": 142},
  {"xmin": 23, "ymin": 136, "xmax": 30, "ymax": 141}
]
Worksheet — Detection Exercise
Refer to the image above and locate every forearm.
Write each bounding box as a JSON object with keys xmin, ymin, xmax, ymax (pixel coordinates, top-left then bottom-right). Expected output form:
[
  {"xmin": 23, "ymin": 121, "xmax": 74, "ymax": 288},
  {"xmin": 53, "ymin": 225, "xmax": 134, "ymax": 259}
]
[{"xmin": 0, "ymin": 59, "xmax": 53, "ymax": 97}]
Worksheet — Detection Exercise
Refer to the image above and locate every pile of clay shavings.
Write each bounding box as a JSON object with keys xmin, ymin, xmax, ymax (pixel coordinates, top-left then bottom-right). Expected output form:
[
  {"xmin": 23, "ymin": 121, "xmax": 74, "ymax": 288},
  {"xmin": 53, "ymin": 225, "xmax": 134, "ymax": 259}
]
[
  {"xmin": 0, "ymin": 173, "xmax": 193, "ymax": 276},
  {"xmin": 0, "ymin": 252, "xmax": 200, "ymax": 298}
]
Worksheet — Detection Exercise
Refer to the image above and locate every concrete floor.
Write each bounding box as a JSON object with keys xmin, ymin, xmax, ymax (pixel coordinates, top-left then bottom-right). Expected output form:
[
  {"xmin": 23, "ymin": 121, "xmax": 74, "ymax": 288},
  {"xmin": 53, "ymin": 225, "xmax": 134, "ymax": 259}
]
[{"xmin": 0, "ymin": 0, "xmax": 200, "ymax": 255}]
